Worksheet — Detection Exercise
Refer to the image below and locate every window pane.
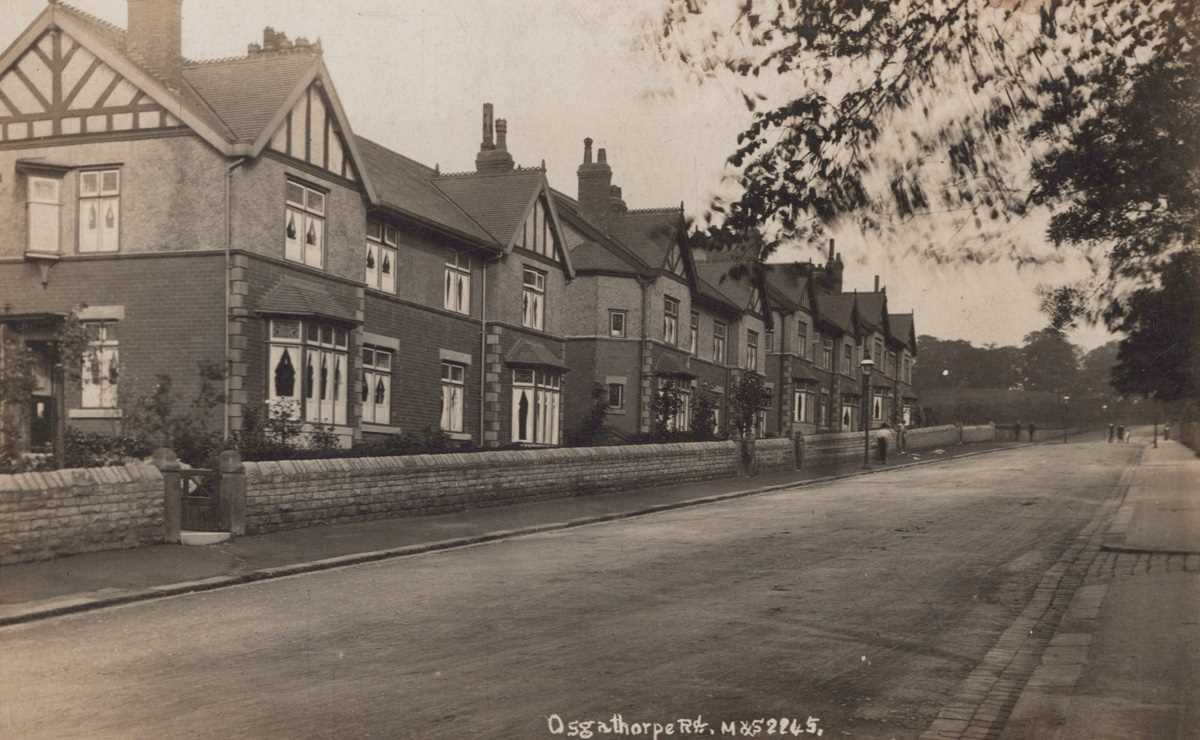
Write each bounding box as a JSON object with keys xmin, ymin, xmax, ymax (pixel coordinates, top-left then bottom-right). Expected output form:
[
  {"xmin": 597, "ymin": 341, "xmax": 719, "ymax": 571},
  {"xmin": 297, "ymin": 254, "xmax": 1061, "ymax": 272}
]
[
  {"xmin": 384, "ymin": 225, "xmax": 397, "ymax": 246},
  {"xmin": 100, "ymin": 170, "xmax": 119, "ymax": 195},
  {"xmin": 320, "ymin": 325, "xmax": 334, "ymax": 344},
  {"xmin": 303, "ymin": 214, "xmax": 323, "ymax": 267},
  {"xmin": 286, "ymin": 182, "xmax": 305, "ymax": 206},
  {"xmin": 375, "ymin": 351, "xmax": 391, "ymax": 370},
  {"xmin": 306, "ymin": 189, "xmax": 325, "ymax": 214},
  {"xmin": 80, "ymin": 172, "xmax": 100, "ymax": 197},
  {"xmin": 362, "ymin": 348, "xmax": 374, "ymax": 366},
  {"xmin": 334, "ymin": 328, "xmax": 347, "ymax": 348},
  {"xmin": 514, "ymin": 369, "xmax": 534, "ymax": 384}
]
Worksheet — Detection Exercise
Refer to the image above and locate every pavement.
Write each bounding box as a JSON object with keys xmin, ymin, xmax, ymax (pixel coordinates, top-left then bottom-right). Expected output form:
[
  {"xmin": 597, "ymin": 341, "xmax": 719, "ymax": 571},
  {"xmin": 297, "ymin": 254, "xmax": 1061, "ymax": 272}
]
[
  {"xmin": 0, "ymin": 435, "xmax": 1137, "ymax": 739},
  {"xmin": 0, "ymin": 437, "xmax": 1025, "ymax": 626},
  {"xmin": 1000, "ymin": 436, "xmax": 1200, "ymax": 739}
]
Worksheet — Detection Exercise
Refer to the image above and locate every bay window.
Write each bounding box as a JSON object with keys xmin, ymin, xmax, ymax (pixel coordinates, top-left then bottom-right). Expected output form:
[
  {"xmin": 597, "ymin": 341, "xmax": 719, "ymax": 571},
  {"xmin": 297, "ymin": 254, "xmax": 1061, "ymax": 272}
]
[
  {"xmin": 285, "ymin": 180, "xmax": 325, "ymax": 268},
  {"xmin": 27, "ymin": 175, "xmax": 62, "ymax": 255},
  {"xmin": 512, "ymin": 368, "xmax": 560, "ymax": 444},
  {"xmin": 440, "ymin": 362, "xmax": 466, "ymax": 432},
  {"xmin": 361, "ymin": 347, "xmax": 392, "ymax": 425},
  {"xmin": 444, "ymin": 252, "xmax": 471, "ymax": 314},
  {"xmin": 365, "ymin": 221, "xmax": 397, "ymax": 293},
  {"xmin": 522, "ymin": 267, "xmax": 546, "ymax": 330},
  {"xmin": 79, "ymin": 169, "xmax": 120, "ymax": 253},
  {"xmin": 267, "ymin": 318, "xmax": 348, "ymax": 425}
]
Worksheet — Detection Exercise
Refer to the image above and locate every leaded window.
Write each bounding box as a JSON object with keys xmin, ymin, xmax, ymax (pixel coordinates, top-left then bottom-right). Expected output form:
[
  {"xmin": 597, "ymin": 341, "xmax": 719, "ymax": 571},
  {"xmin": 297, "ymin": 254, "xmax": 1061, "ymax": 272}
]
[
  {"xmin": 79, "ymin": 169, "xmax": 119, "ymax": 253},
  {"xmin": 522, "ymin": 267, "xmax": 546, "ymax": 330},
  {"xmin": 285, "ymin": 180, "xmax": 325, "ymax": 268},
  {"xmin": 268, "ymin": 318, "xmax": 347, "ymax": 425},
  {"xmin": 444, "ymin": 252, "xmax": 471, "ymax": 314},
  {"xmin": 361, "ymin": 347, "xmax": 392, "ymax": 425},
  {"xmin": 512, "ymin": 368, "xmax": 560, "ymax": 444},
  {"xmin": 81, "ymin": 321, "xmax": 119, "ymax": 409},
  {"xmin": 366, "ymin": 220, "xmax": 397, "ymax": 294},
  {"xmin": 440, "ymin": 361, "xmax": 466, "ymax": 432}
]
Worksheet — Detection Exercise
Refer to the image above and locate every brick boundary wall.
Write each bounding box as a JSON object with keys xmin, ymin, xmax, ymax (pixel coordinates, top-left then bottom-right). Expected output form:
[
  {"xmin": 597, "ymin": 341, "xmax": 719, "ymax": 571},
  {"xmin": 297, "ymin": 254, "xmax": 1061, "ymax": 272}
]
[
  {"xmin": 244, "ymin": 440, "xmax": 797, "ymax": 535},
  {"xmin": 0, "ymin": 464, "xmax": 164, "ymax": 565},
  {"xmin": 1179, "ymin": 422, "xmax": 1200, "ymax": 455}
]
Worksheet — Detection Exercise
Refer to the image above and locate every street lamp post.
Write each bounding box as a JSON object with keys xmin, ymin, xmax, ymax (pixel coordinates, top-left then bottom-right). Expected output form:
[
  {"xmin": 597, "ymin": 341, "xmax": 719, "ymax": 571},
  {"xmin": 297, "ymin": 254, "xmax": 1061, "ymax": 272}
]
[
  {"xmin": 1062, "ymin": 395, "xmax": 1070, "ymax": 444},
  {"xmin": 861, "ymin": 358, "xmax": 875, "ymax": 469}
]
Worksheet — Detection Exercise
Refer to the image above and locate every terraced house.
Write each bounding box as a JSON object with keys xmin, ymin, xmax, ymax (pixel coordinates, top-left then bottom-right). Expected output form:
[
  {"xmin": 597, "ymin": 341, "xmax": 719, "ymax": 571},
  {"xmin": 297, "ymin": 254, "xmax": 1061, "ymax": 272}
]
[{"xmin": 0, "ymin": 0, "xmax": 918, "ymax": 457}]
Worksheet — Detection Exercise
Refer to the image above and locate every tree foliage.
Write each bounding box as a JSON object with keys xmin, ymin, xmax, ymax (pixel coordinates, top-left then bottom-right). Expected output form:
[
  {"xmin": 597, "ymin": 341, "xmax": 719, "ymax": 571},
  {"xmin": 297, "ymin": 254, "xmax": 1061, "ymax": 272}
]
[{"xmin": 646, "ymin": 0, "xmax": 1197, "ymax": 335}]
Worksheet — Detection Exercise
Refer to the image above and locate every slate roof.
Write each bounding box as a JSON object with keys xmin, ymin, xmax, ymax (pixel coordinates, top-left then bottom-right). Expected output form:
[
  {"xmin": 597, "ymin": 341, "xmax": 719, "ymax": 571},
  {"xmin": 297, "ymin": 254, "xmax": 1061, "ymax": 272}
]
[
  {"xmin": 819, "ymin": 292, "xmax": 857, "ymax": 334},
  {"xmin": 606, "ymin": 208, "xmax": 682, "ymax": 268},
  {"xmin": 889, "ymin": 313, "xmax": 916, "ymax": 349},
  {"xmin": 695, "ymin": 262, "xmax": 760, "ymax": 314},
  {"xmin": 184, "ymin": 52, "xmax": 319, "ymax": 144},
  {"xmin": 505, "ymin": 338, "xmax": 569, "ymax": 370},
  {"xmin": 694, "ymin": 276, "xmax": 742, "ymax": 314},
  {"xmin": 855, "ymin": 291, "xmax": 888, "ymax": 329},
  {"xmin": 653, "ymin": 351, "xmax": 696, "ymax": 378},
  {"xmin": 432, "ymin": 169, "xmax": 546, "ymax": 247},
  {"xmin": 354, "ymin": 136, "xmax": 495, "ymax": 246},
  {"xmin": 764, "ymin": 262, "xmax": 815, "ymax": 313},
  {"xmin": 257, "ymin": 278, "xmax": 358, "ymax": 323},
  {"xmin": 550, "ymin": 193, "xmax": 649, "ymax": 276},
  {"xmin": 792, "ymin": 363, "xmax": 822, "ymax": 384}
]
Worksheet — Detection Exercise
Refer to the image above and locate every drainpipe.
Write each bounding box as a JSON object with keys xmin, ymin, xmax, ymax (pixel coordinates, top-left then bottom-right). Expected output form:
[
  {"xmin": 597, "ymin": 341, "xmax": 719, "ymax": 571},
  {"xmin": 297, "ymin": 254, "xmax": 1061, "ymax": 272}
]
[
  {"xmin": 224, "ymin": 157, "xmax": 246, "ymax": 442},
  {"xmin": 638, "ymin": 277, "xmax": 650, "ymax": 434},
  {"xmin": 478, "ymin": 252, "xmax": 502, "ymax": 445}
]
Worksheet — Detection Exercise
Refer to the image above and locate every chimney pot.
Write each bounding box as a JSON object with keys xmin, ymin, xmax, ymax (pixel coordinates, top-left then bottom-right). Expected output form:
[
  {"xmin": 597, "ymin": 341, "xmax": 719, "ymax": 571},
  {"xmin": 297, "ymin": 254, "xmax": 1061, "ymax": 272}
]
[
  {"xmin": 495, "ymin": 118, "xmax": 508, "ymax": 151},
  {"xmin": 827, "ymin": 237, "xmax": 835, "ymax": 264},
  {"xmin": 874, "ymin": 275, "xmax": 880, "ymax": 292},
  {"xmin": 597, "ymin": 147, "xmax": 607, "ymax": 164},
  {"xmin": 583, "ymin": 137, "xmax": 593, "ymax": 164}
]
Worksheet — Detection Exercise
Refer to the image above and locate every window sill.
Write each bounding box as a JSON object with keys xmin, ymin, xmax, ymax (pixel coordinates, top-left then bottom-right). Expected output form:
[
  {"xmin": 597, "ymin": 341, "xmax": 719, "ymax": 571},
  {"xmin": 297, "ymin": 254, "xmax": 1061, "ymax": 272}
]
[
  {"xmin": 606, "ymin": 407, "xmax": 627, "ymax": 416},
  {"xmin": 361, "ymin": 423, "xmax": 401, "ymax": 435},
  {"xmin": 69, "ymin": 408, "xmax": 122, "ymax": 419},
  {"xmin": 445, "ymin": 432, "xmax": 472, "ymax": 441}
]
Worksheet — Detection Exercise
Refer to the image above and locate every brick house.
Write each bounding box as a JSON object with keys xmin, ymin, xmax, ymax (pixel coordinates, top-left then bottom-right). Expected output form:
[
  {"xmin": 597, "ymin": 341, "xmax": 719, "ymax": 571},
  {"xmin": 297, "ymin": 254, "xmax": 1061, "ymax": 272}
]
[
  {"xmin": 0, "ymin": 1, "xmax": 574, "ymax": 454},
  {"xmin": 0, "ymin": 0, "xmax": 918, "ymax": 459}
]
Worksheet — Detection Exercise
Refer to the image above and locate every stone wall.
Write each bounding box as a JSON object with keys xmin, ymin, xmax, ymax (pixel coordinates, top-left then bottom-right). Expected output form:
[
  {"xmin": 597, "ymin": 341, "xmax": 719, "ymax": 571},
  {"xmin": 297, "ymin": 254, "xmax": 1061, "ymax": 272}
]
[
  {"xmin": 801, "ymin": 428, "xmax": 897, "ymax": 466},
  {"xmin": 244, "ymin": 441, "xmax": 763, "ymax": 534},
  {"xmin": 962, "ymin": 424, "xmax": 996, "ymax": 445},
  {"xmin": 0, "ymin": 464, "xmax": 164, "ymax": 565},
  {"xmin": 905, "ymin": 424, "xmax": 960, "ymax": 450}
]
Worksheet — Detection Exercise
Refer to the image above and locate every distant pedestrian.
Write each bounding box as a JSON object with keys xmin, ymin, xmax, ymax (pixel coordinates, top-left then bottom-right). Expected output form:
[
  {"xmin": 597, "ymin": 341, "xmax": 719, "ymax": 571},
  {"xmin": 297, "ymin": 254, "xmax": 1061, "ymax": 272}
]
[
  {"xmin": 1117, "ymin": 424, "xmax": 1126, "ymax": 443},
  {"xmin": 1107, "ymin": 424, "xmax": 1115, "ymax": 443},
  {"xmin": 1164, "ymin": 424, "xmax": 1171, "ymax": 441},
  {"xmin": 1028, "ymin": 423, "xmax": 1037, "ymax": 442}
]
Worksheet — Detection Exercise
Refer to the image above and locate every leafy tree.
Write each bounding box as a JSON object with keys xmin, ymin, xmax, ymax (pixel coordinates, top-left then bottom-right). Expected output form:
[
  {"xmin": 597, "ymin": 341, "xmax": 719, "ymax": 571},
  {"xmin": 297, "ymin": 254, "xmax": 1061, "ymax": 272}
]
[
  {"xmin": 647, "ymin": 0, "xmax": 1196, "ymax": 398},
  {"xmin": 650, "ymin": 381, "xmax": 685, "ymax": 438},
  {"xmin": 1019, "ymin": 328, "xmax": 1080, "ymax": 394},
  {"xmin": 1109, "ymin": 251, "xmax": 1200, "ymax": 404},
  {"xmin": 690, "ymin": 385, "xmax": 719, "ymax": 440},
  {"xmin": 729, "ymin": 372, "xmax": 772, "ymax": 438}
]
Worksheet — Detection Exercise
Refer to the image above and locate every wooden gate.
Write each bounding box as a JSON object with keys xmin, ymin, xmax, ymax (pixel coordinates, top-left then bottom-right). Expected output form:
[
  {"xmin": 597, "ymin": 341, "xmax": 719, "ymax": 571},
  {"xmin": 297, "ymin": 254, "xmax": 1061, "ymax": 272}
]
[{"xmin": 180, "ymin": 468, "xmax": 221, "ymax": 532}]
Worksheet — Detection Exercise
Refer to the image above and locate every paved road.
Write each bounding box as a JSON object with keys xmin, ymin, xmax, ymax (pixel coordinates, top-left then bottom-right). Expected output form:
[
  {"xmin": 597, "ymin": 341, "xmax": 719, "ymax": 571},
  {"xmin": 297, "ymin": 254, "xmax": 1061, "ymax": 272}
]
[{"xmin": 0, "ymin": 440, "xmax": 1141, "ymax": 739}]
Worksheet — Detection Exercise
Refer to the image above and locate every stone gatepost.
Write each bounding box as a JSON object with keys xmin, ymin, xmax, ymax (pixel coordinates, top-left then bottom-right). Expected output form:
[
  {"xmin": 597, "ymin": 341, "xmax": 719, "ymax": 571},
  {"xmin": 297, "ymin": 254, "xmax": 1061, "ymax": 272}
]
[
  {"xmin": 151, "ymin": 447, "xmax": 181, "ymax": 544},
  {"xmin": 218, "ymin": 449, "xmax": 246, "ymax": 536}
]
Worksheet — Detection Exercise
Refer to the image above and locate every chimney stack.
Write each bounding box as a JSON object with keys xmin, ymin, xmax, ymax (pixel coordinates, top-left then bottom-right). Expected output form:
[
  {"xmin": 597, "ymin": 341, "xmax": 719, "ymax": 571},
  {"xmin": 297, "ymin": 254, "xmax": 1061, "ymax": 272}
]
[
  {"xmin": 577, "ymin": 138, "xmax": 614, "ymax": 226},
  {"xmin": 827, "ymin": 238, "xmax": 835, "ymax": 265},
  {"xmin": 475, "ymin": 103, "xmax": 514, "ymax": 174},
  {"xmin": 608, "ymin": 184, "xmax": 627, "ymax": 213},
  {"xmin": 874, "ymin": 275, "xmax": 880, "ymax": 292},
  {"xmin": 482, "ymin": 103, "xmax": 495, "ymax": 150},
  {"xmin": 127, "ymin": 0, "xmax": 184, "ymax": 88}
]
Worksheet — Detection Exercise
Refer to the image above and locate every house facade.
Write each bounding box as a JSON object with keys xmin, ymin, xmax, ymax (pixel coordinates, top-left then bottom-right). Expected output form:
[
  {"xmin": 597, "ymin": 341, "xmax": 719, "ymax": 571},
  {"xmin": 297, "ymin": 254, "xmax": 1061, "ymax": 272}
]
[{"xmin": 0, "ymin": 0, "xmax": 917, "ymax": 458}]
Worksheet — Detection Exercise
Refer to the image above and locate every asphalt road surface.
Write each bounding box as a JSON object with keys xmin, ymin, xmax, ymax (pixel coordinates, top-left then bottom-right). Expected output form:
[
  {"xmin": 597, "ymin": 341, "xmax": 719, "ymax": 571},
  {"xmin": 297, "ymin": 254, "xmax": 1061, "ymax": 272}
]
[{"xmin": 0, "ymin": 439, "xmax": 1142, "ymax": 739}]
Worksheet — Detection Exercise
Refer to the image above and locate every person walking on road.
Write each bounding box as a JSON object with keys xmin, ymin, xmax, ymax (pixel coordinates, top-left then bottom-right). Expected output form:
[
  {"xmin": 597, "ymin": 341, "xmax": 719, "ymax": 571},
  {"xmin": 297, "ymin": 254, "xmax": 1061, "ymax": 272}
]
[
  {"xmin": 1108, "ymin": 423, "xmax": 1115, "ymax": 443},
  {"xmin": 1028, "ymin": 422, "xmax": 1037, "ymax": 442},
  {"xmin": 1117, "ymin": 424, "xmax": 1126, "ymax": 443}
]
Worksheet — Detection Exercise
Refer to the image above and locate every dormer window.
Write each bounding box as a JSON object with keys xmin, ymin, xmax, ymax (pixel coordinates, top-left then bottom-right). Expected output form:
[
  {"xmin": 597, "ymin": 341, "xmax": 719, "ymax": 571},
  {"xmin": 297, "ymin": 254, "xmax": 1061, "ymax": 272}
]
[{"xmin": 78, "ymin": 169, "xmax": 120, "ymax": 253}]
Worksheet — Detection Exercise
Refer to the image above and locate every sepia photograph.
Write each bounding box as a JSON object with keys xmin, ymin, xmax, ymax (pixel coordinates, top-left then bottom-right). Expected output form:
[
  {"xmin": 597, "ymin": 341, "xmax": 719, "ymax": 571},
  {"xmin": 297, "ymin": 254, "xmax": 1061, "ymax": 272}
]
[{"xmin": 0, "ymin": 0, "xmax": 1197, "ymax": 737}]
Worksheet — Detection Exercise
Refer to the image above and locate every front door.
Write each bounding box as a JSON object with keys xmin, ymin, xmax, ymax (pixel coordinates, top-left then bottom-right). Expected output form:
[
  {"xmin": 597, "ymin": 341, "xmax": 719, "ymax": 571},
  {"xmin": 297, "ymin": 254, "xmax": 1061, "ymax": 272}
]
[
  {"xmin": 841, "ymin": 403, "xmax": 855, "ymax": 432},
  {"xmin": 28, "ymin": 343, "xmax": 54, "ymax": 452}
]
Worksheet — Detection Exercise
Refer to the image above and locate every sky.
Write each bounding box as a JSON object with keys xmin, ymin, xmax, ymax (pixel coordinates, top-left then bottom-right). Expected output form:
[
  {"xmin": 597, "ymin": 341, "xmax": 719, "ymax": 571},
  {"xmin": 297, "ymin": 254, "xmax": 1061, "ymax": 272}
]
[{"xmin": 1, "ymin": 0, "xmax": 1117, "ymax": 351}]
